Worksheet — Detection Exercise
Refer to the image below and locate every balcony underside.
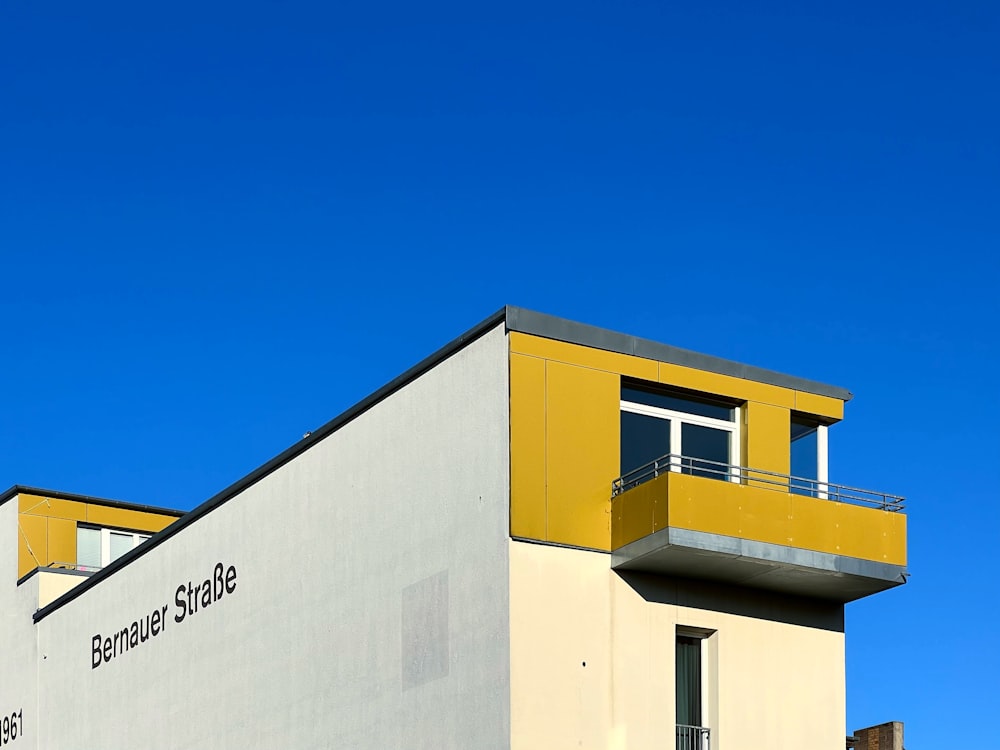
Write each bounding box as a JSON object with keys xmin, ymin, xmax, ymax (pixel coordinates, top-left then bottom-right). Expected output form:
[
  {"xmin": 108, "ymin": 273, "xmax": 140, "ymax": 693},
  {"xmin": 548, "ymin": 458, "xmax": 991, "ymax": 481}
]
[{"xmin": 611, "ymin": 525, "xmax": 907, "ymax": 603}]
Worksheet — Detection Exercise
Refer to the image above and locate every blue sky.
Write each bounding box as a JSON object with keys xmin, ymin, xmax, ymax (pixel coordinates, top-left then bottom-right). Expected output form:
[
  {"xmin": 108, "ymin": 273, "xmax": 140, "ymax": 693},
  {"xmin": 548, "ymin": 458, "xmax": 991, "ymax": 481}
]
[{"xmin": 2, "ymin": 0, "xmax": 997, "ymax": 742}]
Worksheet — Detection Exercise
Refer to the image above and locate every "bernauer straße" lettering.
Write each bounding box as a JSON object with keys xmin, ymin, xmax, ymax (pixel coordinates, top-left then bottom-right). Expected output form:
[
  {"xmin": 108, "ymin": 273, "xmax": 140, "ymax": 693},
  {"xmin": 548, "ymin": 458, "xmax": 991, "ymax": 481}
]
[{"xmin": 91, "ymin": 562, "xmax": 237, "ymax": 669}]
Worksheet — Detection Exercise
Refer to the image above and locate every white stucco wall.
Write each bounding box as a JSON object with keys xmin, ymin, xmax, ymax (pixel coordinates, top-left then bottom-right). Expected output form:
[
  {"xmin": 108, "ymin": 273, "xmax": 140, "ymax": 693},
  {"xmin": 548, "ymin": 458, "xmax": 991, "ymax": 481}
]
[
  {"xmin": 509, "ymin": 540, "xmax": 846, "ymax": 750},
  {"xmin": 33, "ymin": 324, "xmax": 511, "ymax": 750},
  {"xmin": 0, "ymin": 500, "xmax": 41, "ymax": 749}
]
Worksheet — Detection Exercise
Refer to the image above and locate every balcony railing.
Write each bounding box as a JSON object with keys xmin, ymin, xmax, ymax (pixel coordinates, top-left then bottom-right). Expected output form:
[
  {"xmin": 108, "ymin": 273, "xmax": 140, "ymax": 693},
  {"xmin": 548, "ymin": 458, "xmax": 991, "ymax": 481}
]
[
  {"xmin": 612, "ymin": 453, "xmax": 905, "ymax": 512},
  {"xmin": 676, "ymin": 724, "xmax": 710, "ymax": 750}
]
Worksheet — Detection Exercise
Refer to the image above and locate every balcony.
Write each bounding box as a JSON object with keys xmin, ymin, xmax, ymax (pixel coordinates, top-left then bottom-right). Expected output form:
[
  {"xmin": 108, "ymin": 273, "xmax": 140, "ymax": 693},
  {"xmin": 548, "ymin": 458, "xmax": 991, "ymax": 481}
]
[
  {"xmin": 676, "ymin": 725, "xmax": 710, "ymax": 750},
  {"xmin": 610, "ymin": 455, "xmax": 908, "ymax": 602}
]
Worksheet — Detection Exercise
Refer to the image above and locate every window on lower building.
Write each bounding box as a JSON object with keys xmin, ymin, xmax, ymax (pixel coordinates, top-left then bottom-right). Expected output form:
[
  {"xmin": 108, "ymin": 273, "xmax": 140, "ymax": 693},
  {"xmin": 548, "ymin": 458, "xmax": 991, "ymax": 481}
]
[
  {"xmin": 676, "ymin": 631, "xmax": 712, "ymax": 750},
  {"xmin": 621, "ymin": 384, "xmax": 739, "ymax": 482},
  {"xmin": 77, "ymin": 526, "xmax": 151, "ymax": 572}
]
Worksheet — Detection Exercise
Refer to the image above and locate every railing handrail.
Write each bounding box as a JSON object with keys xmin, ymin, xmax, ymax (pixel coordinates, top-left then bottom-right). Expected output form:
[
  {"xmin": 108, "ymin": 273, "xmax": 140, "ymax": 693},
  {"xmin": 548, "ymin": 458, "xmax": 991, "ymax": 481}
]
[
  {"xmin": 611, "ymin": 453, "xmax": 905, "ymax": 512},
  {"xmin": 676, "ymin": 724, "xmax": 710, "ymax": 750}
]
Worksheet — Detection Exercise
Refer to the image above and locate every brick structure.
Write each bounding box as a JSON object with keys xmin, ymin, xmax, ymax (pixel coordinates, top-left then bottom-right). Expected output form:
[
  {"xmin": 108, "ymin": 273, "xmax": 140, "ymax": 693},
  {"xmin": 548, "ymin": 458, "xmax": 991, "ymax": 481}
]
[{"xmin": 848, "ymin": 721, "xmax": 904, "ymax": 750}]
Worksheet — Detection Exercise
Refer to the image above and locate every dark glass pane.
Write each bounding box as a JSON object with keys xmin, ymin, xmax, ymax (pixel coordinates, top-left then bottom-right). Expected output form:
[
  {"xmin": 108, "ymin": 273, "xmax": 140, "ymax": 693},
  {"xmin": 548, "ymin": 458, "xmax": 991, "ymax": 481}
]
[
  {"xmin": 676, "ymin": 636, "xmax": 702, "ymax": 727},
  {"xmin": 790, "ymin": 424, "xmax": 818, "ymax": 495},
  {"xmin": 622, "ymin": 386, "xmax": 734, "ymax": 422},
  {"xmin": 681, "ymin": 423, "xmax": 730, "ymax": 479},
  {"xmin": 621, "ymin": 411, "xmax": 670, "ymax": 476},
  {"xmin": 790, "ymin": 419, "xmax": 816, "ymax": 441}
]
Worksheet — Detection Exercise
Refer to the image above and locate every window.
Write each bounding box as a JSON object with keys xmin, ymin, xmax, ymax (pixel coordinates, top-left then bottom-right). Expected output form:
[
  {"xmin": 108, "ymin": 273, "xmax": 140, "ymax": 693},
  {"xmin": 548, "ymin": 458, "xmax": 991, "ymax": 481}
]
[
  {"xmin": 77, "ymin": 526, "xmax": 151, "ymax": 572},
  {"xmin": 791, "ymin": 417, "xmax": 828, "ymax": 497},
  {"xmin": 621, "ymin": 384, "xmax": 739, "ymax": 482},
  {"xmin": 676, "ymin": 631, "xmax": 712, "ymax": 750}
]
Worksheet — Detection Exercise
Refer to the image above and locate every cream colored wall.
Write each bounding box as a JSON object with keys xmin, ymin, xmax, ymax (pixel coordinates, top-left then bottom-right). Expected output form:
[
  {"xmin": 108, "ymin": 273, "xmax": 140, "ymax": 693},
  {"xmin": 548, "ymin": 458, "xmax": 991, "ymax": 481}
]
[
  {"xmin": 36, "ymin": 570, "xmax": 89, "ymax": 609},
  {"xmin": 509, "ymin": 540, "xmax": 846, "ymax": 750}
]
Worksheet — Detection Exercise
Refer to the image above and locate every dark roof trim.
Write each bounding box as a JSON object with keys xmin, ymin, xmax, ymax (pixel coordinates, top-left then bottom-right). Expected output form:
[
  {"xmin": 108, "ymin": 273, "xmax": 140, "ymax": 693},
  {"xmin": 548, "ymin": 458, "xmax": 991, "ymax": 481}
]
[
  {"xmin": 505, "ymin": 307, "xmax": 853, "ymax": 401},
  {"xmin": 0, "ymin": 485, "xmax": 184, "ymax": 516},
  {"xmin": 17, "ymin": 565, "xmax": 92, "ymax": 587},
  {"xmin": 33, "ymin": 307, "xmax": 509, "ymax": 622},
  {"xmin": 32, "ymin": 305, "xmax": 849, "ymax": 622}
]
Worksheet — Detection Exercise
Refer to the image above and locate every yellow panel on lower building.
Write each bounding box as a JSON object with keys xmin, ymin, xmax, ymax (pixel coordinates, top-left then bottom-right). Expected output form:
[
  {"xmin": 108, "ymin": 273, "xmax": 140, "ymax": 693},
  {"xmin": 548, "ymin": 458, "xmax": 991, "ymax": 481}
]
[
  {"xmin": 18, "ymin": 494, "xmax": 88, "ymax": 521},
  {"xmin": 47, "ymin": 517, "xmax": 78, "ymax": 568},
  {"xmin": 18, "ymin": 513, "xmax": 48, "ymax": 578},
  {"xmin": 85, "ymin": 505, "xmax": 177, "ymax": 532}
]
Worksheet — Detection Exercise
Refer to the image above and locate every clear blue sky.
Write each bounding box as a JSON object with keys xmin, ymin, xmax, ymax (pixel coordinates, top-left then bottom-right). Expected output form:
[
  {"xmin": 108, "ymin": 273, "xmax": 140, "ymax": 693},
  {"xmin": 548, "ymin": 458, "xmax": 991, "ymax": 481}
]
[{"xmin": 2, "ymin": 0, "xmax": 997, "ymax": 743}]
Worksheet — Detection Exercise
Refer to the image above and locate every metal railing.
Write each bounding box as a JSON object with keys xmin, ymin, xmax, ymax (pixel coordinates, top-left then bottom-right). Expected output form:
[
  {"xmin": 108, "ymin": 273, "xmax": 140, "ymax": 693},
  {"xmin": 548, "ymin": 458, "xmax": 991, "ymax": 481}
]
[
  {"xmin": 612, "ymin": 453, "xmax": 905, "ymax": 512},
  {"xmin": 676, "ymin": 724, "xmax": 710, "ymax": 750}
]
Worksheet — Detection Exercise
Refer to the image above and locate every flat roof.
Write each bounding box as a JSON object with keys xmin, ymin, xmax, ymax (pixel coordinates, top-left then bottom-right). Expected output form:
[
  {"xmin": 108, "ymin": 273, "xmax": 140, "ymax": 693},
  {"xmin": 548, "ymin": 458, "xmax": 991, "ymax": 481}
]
[
  {"xmin": 0, "ymin": 484, "xmax": 185, "ymax": 516},
  {"xmin": 506, "ymin": 307, "xmax": 852, "ymax": 401},
  {"xmin": 30, "ymin": 306, "xmax": 851, "ymax": 622}
]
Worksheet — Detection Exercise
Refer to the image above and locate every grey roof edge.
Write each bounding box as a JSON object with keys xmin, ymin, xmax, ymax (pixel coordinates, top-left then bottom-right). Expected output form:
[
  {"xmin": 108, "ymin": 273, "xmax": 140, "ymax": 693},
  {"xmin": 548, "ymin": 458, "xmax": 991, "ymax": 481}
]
[
  {"xmin": 505, "ymin": 307, "xmax": 853, "ymax": 402},
  {"xmin": 0, "ymin": 484, "xmax": 185, "ymax": 516},
  {"xmin": 32, "ymin": 307, "xmax": 510, "ymax": 623}
]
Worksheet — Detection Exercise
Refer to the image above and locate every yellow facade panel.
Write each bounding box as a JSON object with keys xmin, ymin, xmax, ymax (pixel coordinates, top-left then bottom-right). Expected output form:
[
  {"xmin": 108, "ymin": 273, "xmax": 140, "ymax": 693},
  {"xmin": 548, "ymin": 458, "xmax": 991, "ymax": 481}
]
[
  {"xmin": 85, "ymin": 505, "xmax": 176, "ymax": 533},
  {"xmin": 657, "ymin": 363, "xmax": 796, "ymax": 409},
  {"xmin": 744, "ymin": 402, "xmax": 791, "ymax": 476},
  {"xmin": 47, "ymin": 517, "xmax": 77, "ymax": 568},
  {"xmin": 509, "ymin": 332, "xmax": 658, "ymax": 380},
  {"xmin": 18, "ymin": 494, "xmax": 88, "ymax": 521},
  {"xmin": 787, "ymin": 494, "xmax": 840, "ymax": 553},
  {"xmin": 510, "ymin": 353, "xmax": 548, "ymax": 540},
  {"xmin": 545, "ymin": 361, "xmax": 618, "ymax": 550},
  {"xmin": 734, "ymin": 485, "xmax": 792, "ymax": 547},
  {"xmin": 615, "ymin": 479, "xmax": 659, "ymax": 548},
  {"xmin": 665, "ymin": 474, "xmax": 741, "ymax": 539},
  {"xmin": 835, "ymin": 503, "xmax": 906, "ymax": 565},
  {"xmin": 18, "ymin": 513, "xmax": 48, "ymax": 578},
  {"xmin": 795, "ymin": 391, "xmax": 844, "ymax": 421}
]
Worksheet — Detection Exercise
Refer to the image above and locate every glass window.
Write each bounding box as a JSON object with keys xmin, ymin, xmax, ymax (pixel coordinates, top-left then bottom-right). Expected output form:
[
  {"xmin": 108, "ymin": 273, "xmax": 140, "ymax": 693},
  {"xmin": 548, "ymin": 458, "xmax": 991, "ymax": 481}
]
[
  {"xmin": 621, "ymin": 411, "xmax": 671, "ymax": 476},
  {"xmin": 77, "ymin": 527, "xmax": 101, "ymax": 572},
  {"xmin": 676, "ymin": 635, "xmax": 702, "ymax": 727},
  {"xmin": 622, "ymin": 386, "xmax": 734, "ymax": 422},
  {"xmin": 109, "ymin": 532, "xmax": 134, "ymax": 563},
  {"xmin": 790, "ymin": 417, "xmax": 828, "ymax": 497},
  {"xmin": 681, "ymin": 423, "xmax": 730, "ymax": 478},
  {"xmin": 76, "ymin": 526, "xmax": 151, "ymax": 571},
  {"xmin": 621, "ymin": 383, "xmax": 739, "ymax": 485}
]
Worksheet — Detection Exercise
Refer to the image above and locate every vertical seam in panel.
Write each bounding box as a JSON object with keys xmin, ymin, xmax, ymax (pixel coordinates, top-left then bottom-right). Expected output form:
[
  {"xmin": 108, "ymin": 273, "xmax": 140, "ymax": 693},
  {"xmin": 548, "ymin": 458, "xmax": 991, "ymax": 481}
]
[{"xmin": 543, "ymin": 359, "xmax": 548, "ymax": 540}]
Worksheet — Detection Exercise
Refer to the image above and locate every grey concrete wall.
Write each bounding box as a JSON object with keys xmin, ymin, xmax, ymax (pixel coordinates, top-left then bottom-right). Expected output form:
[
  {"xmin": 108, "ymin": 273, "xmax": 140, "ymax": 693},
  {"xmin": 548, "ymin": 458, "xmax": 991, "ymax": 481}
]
[{"xmin": 34, "ymin": 324, "xmax": 511, "ymax": 749}]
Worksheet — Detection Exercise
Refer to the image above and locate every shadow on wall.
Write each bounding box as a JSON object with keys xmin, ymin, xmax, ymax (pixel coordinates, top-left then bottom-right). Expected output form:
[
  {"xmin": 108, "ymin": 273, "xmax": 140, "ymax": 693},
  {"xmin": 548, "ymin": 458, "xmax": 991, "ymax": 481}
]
[{"xmin": 616, "ymin": 571, "xmax": 845, "ymax": 633}]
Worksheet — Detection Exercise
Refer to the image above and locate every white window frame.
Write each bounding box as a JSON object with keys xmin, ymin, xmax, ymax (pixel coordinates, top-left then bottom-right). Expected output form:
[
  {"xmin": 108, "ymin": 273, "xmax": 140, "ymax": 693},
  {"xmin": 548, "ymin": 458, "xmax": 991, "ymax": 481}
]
[
  {"xmin": 77, "ymin": 526, "xmax": 150, "ymax": 571},
  {"xmin": 620, "ymin": 398, "xmax": 741, "ymax": 482}
]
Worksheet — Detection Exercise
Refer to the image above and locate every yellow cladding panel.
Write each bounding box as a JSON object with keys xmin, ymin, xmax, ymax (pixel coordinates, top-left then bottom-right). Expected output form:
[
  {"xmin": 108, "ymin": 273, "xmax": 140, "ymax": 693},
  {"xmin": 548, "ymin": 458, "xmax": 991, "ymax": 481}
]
[
  {"xmin": 658, "ymin": 362, "xmax": 796, "ymax": 409},
  {"xmin": 18, "ymin": 513, "xmax": 48, "ymax": 578},
  {"xmin": 509, "ymin": 332, "xmax": 658, "ymax": 380},
  {"xmin": 47, "ymin": 517, "xmax": 77, "ymax": 568},
  {"xmin": 86, "ymin": 505, "xmax": 177, "ymax": 533},
  {"xmin": 666, "ymin": 473, "xmax": 741, "ymax": 538},
  {"xmin": 613, "ymin": 473, "xmax": 906, "ymax": 566},
  {"xmin": 545, "ymin": 361, "xmax": 618, "ymax": 550},
  {"xmin": 745, "ymin": 401, "xmax": 791, "ymax": 476},
  {"xmin": 796, "ymin": 391, "xmax": 844, "ymax": 421},
  {"xmin": 612, "ymin": 476, "xmax": 660, "ymax": 549},
  {"xmin": 510, "ymin": 353, "xmax": 547, "ymax": 540},
  {"xmin": 835, "ymin": 503, "xmax": 907, "ymax": 565},
  {"xmin": 18, "ymin": 494, "xmax": 87, "ymax": 521}
]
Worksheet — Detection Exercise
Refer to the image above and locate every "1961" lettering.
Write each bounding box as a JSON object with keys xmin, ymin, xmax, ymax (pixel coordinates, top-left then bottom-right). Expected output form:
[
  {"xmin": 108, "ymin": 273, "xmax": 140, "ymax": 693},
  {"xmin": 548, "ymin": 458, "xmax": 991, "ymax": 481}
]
[{"xmin": 1, "ymin": 710, "xmax": 22, "ymax": 745}]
